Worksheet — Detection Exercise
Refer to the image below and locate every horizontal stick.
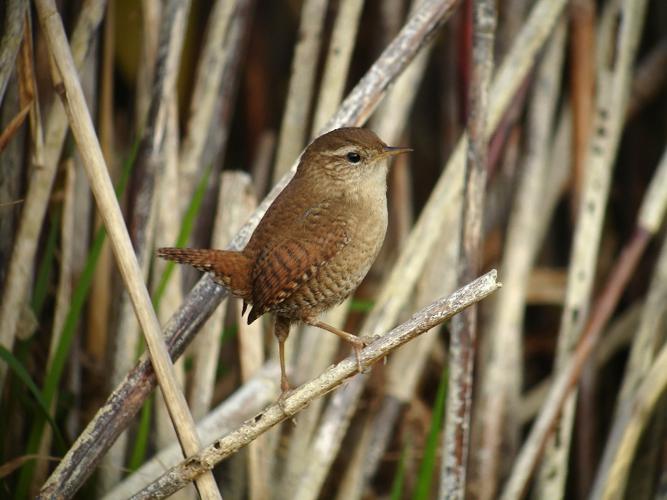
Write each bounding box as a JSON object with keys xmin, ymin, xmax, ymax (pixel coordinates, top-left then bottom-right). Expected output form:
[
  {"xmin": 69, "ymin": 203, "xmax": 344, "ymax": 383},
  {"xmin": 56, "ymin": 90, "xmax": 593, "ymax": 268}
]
[{"xmin": 130, "ymin": 270, "xmax": 501, "ymax": 499}]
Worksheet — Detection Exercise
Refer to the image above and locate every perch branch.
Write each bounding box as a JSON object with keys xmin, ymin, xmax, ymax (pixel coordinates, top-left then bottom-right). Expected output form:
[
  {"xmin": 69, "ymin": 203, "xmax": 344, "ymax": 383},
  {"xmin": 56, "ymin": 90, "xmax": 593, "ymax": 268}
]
[{"xmin": 131, "ymin": 271, "xmax": 501, "ymax": 499}]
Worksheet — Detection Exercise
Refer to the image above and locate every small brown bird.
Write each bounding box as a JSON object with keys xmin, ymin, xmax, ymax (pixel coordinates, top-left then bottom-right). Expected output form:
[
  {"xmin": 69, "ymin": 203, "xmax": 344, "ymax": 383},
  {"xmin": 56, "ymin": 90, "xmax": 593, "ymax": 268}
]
[{"xmin": 158, "ymin": 127, "xmax": 410, "ymax": 395}]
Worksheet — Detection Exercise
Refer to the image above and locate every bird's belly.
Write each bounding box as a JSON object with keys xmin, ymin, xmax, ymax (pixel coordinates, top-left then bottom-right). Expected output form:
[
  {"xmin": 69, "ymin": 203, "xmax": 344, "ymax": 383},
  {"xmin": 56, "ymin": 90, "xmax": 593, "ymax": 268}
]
[{"xmin": 274, "ymin": 211, "xmax": 387, "ymax": 320}]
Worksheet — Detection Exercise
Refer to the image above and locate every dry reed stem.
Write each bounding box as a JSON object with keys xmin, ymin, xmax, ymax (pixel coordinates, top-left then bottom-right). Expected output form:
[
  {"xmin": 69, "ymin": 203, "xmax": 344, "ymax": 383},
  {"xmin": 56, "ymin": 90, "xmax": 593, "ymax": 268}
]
[
  {"xmin": 590, "ymin": 145, "xmax": 667, "ymax": 499},
  {"xmin": 0, "ymin": 0, "xmax": 27, "ymax": 105},
  {"xmin": 475, "ymin": 20, "xmax": 566, "ymax": 500},
  {"xmin": 501, "ymin": 231, "xmax": 648, "ymax": 500},
  {"xmin": 535, "ymin": 0, "xmax": 648, "ymax": 495},
  {"xmin": 38, "ymin": 3, "xmax": 465, "ymax": 495},
  {"xmin": 569, "ymin": 0, "xmax": 596, "ymax": 213},
  {"xmin": 272, "ymin": 0, "xmax": 328, "ymax": 183},
  {"xmin": 440, "ymin": 0, "xmax": 496, "ymax": 496},
  {"xmin": 328, "ymin": 7, "xmax": 441, "ymax": 492},
  {"xmin": 130, "ymin": 271, "xmax": 500, "ymax": 499},
  {"xmin": 190, "ymin": 172, "xmax": 256, "ymax": 419},
  {"xmin": 518, "ymin": 304, "xmax": 641, "ymax": 425},
  {"xmin": 297, "ymin": 1, "xmax": 568, "ymax": 495},
  {"xmin": 335, "ymin": 412, "xmax": 375, "ymax": 500},
  {"xmin": 87, "ymin": 0, "xmax": 116, "ymax": 367},
  {"xmin": 135, "ymin": 0, "xmax": 161, "ymax": 131},
  {"xmin": 0, "ymin": 103, "xmax": 30, "ymax": 152},
  {"xmin": 235, "ymin": 227, "xmax": 266, "ymax": 500},
  {"xmin": 594, "ymin": 322, "xmax": 667, "ymax": 500},
  {"xmin": 503, "ymin": 26, "xmax": 657, "ymax": 497},
  {"xmin": 0, "ymin": 0, "xmax": 106, "ymax": 392},
  {"xmin": 104, "ymin": 0, "xmax": 193, "ymax": 487},
  {"xmin": 178, "ymin": 0, "xmax": 236, "ymax": 201},
  {"xmin": 153, "ymin": 97, "xmax": 185, "ymax": 453},
  {"xmin": 32, "ymin": 1, "xmax": 220, "ymax": 498},
  {"xmin": 277, "ymin": 303, "xmax": 348, "ymax": 499},
  {"xmin": 105, "ymin": 364, "xmax": 281, "ymax": 499},
  {"xmin": 32, "ymin": 160, "xmax": 75, "ymax": 493},
  {"xmin": 0, "ymin": 7, "xmax": 45, "ymax": 390},
  {"xmin": 348, "ymin": 211, "xmax": 461, "ymax": 496},
  {"xmin": 626, "ymin": 38, "xmax": 667, "ymax": 120},
  {"xmin": 311, "ymin": 0, "xmax": 365, "ymax": 134}
]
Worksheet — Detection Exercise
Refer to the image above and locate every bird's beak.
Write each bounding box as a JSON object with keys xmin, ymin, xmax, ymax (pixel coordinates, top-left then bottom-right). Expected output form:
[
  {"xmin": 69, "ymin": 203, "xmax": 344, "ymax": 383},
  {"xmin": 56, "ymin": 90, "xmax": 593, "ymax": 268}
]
[{"xmin": 382, "ymin": 145, "xmax": 413, "ymax": 158}]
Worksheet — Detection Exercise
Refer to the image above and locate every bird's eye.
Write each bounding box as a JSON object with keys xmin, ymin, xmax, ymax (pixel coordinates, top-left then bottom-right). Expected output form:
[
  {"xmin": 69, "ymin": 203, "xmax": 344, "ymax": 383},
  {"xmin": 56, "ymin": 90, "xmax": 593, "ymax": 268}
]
[{"xmin": 346, "ymin": 151, "xmax": 361, "ymax": 164}]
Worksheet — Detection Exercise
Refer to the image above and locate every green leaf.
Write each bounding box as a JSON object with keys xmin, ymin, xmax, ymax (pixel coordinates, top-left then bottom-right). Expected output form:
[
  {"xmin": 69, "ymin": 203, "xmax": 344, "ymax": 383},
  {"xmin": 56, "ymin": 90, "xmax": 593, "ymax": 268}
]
[
  {"xmin": 349, "ymin": 298, "xmax": 375, "ymax": 313},
  {"xmin": 0, "ymin": 346, "xmax": 66, "ymax": 451},
  {"xmin": 153, "ymin": 164, "xmax": 213, "ymax": 309},
  {"xmin": 128, "ymin": 396, "xmax": 153, "ymax": 472},
  {"xmin": 16, "ymin": 142, "xmax": 138, "ymax": 498},
  {"xmin": 32, "ymin": 211, "xmax": 61, "ymax": 318},
  {"xmin": 389, "ymin": 435, "xmax": 410, "ymax": 500},
  {"xmin": 414, "ymin": 364, "xmax": 448, "ymax": 500}
]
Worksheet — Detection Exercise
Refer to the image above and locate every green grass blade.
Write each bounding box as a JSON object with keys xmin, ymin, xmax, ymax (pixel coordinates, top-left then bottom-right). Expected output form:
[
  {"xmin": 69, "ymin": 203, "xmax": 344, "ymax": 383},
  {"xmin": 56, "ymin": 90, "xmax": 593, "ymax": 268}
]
[
  {"xmin": 153, "ymin": 164, "xmax": 213, "ymax": 308},
  {"xmin": 390, "ymin": 436, "xmax": 410, "ymax": 500},
  {"xmin": 0, "ymin": 346, "xmax": 66, "ymax": 451},
  {"xmin": 127, "ymin": 396, "xmax": 153, "ymax": 472},
  {"xmin": 413, "ymin": 364, "xmax": 448, "ymax": 500},
  {"xmin": 31, "ymin": 211, "xmax": 61, "ymax": 318},
  {"xmin": 15, "ymin": 142, "xmax": 137, "ymax": 498}
]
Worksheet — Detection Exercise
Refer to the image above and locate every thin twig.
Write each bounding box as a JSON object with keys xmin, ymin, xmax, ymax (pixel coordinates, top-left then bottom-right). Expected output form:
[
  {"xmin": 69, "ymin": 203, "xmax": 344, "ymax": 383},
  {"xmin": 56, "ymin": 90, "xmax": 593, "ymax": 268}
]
[
  {"xmin": 32, "ymin": 1, "xmax": 220, "ymax": 498},
  {"xmin": 130, "ymin": 271, "xmax": 501, "ymax": 499},
  {"xmin": 87, "ymin": 0, "xmax": 116, "ymax": 371}
]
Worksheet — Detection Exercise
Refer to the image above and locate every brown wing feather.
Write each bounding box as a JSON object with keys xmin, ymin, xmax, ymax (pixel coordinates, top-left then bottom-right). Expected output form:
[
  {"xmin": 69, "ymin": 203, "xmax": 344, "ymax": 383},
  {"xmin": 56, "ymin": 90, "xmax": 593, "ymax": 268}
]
[{"xmin": 247, "ymin": 223, "xmax": 349, "ymax": 323}]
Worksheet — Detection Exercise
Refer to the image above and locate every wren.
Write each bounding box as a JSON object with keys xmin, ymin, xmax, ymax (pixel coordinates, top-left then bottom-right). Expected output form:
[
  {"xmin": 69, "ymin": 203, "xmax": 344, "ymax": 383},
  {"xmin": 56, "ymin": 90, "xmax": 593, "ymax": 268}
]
[{"xmin": 158, "ymin": 127, "xmax": 411, "ymax": 395}]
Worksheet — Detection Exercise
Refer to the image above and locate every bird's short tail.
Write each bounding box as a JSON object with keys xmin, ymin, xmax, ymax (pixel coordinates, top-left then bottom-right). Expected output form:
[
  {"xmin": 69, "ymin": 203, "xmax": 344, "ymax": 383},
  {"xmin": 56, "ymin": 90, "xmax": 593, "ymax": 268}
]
[{"xmin": 157, "ymin": 247, "xmax": 252, "ymax": 300}]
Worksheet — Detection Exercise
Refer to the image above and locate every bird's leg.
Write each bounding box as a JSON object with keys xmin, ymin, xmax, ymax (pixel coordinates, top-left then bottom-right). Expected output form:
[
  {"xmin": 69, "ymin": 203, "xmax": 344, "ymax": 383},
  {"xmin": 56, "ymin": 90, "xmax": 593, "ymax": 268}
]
[
  {"xmin": 306, "ymin": 319, "xmax": 368, "ymax": 374},
  {"xmin": 274, "ymin": 316, "xmax": 292, "ymax": 399}
]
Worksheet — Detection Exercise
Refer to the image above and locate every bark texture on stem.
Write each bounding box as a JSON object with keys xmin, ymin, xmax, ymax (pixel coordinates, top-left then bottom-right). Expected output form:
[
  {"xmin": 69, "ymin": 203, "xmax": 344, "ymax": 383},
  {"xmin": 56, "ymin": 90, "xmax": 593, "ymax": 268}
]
[{"xmin": 440, "ymin": 0, "xmax": 496, "ymax": 497}]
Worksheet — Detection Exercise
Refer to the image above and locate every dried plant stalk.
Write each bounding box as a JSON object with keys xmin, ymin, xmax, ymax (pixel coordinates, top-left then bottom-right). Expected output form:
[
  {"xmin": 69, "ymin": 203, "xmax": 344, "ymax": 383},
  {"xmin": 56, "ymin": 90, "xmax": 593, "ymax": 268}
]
[
  {"xmin": 130, "ymin": 271, "xmax": 500, "ymax": 499},
  {"xmin": 440, "ymin": 0, "xmax": 496, "ymax": 496},
  {"xmin": 0, "ymin": 0, "xmax": 28, "ymax": 105},
  {"xmin": 590, "ymin": 145, "xmax": 667, "ymax": 499},
  {"xmin": 535, "ymin": 0, "xmax": 648, "ymax": 495},
  {"xmin": 104, "ymin": 0, "xmax": 193, "ymax": 487},
  {"xmin": 0, "ymin": 7, "xmax": 45, "ymax": 390},
  {"xmin": 190, "ymin": 172, "xmax": 256, "ymax": 419},
  {"xmin": 39, "ymin": 3, "xmax": 468, "ymax": 495},
  {"xmin": 32, "ymin": 160, "xmax": 75, "ymax": 493},
  {"xmin": 153, "ymin": 97, "xmax": 184, "ymax": 453},
  {"xmin": 178, "ymin": 0, "xmax": 236, "ymax": 201},
  {"xmin": 0, "ymin": 0, "xmax": 106, "ymax": 392},
  {"xmin": 311, "ymin": 0, "xmax": 365, "ymax": 134},
  {"xmin": 32, "ymin": 1, "xmax": 220, "ymax": 498},
  {"xmin": 105, "ymin": 364, "xmax": 280, "ymax": 499},
  {"xmin": 272, "ymin": 0, "xmax": 328, "ymax": 183},
  {"xmin": 475, "ymin": 20, "xmax": 566, "ymax": 500}
]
